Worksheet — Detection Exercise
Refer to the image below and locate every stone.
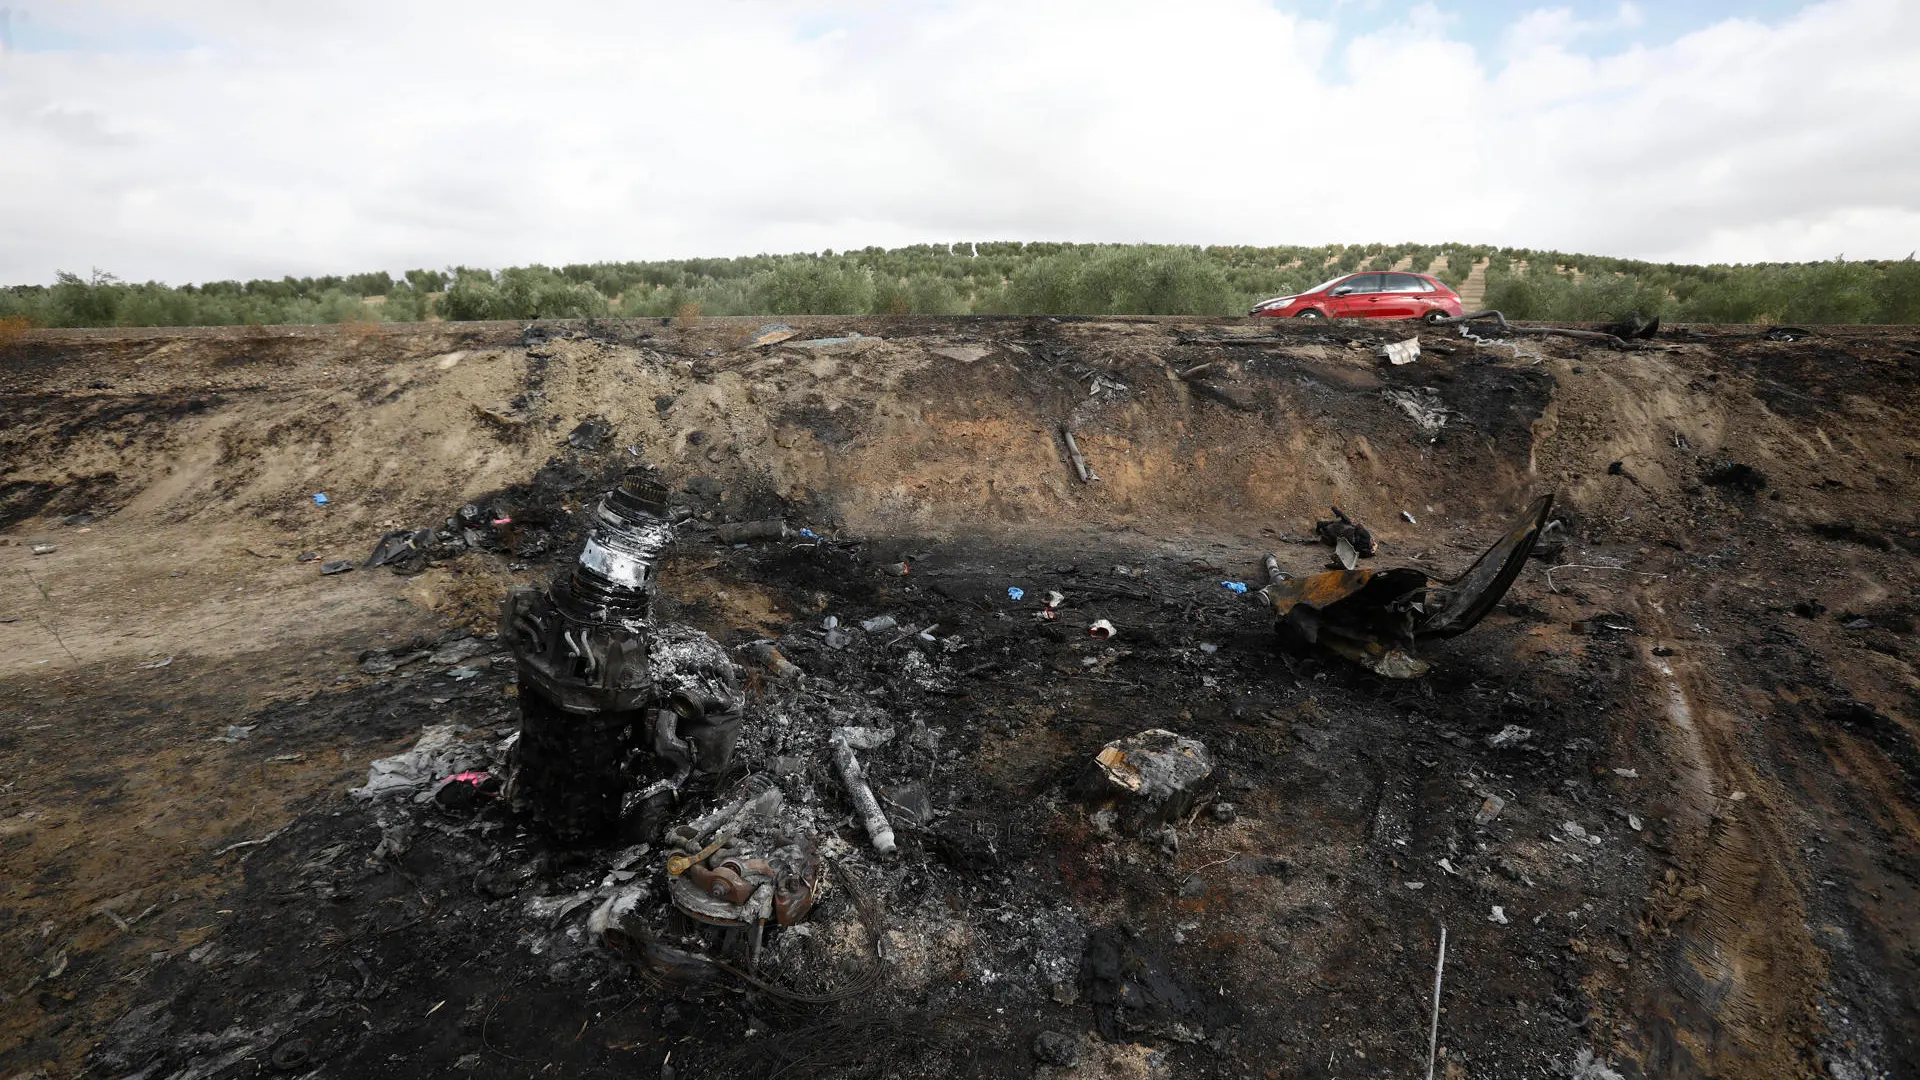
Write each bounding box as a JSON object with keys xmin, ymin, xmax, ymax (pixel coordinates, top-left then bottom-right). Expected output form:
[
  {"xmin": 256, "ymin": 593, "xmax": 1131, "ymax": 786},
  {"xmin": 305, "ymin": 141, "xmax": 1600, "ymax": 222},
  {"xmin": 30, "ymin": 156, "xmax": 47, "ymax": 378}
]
[{"xmin": 1032, "ymin": 1031, "xmax": 1079, "ymax": 1067}]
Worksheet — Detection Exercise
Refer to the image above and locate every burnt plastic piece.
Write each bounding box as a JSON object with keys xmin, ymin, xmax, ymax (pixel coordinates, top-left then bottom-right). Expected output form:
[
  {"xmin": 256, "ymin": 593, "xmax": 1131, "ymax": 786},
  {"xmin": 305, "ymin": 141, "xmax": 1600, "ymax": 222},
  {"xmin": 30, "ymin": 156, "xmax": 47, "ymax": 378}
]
[
  {"xmin": 503, "ymin": 467, "xmax": 743, "ymax": 843},
  {"xmin": 1314, "ymin": 505, "xmax": 1377, "ymax": 558},
  {"xmin": 1265, "ymin": 494, "xmax": 1554, "ymax": 678}
]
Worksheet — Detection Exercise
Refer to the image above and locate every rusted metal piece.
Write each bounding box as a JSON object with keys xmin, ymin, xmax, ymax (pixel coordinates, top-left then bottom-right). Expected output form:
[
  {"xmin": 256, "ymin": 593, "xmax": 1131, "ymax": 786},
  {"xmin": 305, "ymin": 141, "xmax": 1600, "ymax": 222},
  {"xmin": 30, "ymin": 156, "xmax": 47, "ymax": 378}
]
[
  {"xmin": 663, "ymin": 782, "xmax": 822, "ymax": 970},
  {"xmin": 1265, "ymin": 494, "xmax": 1554, "ymax": 678}
]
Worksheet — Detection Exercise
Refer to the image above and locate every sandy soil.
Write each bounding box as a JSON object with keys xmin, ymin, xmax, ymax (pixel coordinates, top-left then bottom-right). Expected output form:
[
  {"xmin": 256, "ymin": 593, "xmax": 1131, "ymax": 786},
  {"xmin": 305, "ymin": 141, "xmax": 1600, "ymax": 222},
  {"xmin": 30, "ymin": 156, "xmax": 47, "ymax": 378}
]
[{"xmin": 1, "ymin": 315, "xmax": 1916, "ymax": 1079}]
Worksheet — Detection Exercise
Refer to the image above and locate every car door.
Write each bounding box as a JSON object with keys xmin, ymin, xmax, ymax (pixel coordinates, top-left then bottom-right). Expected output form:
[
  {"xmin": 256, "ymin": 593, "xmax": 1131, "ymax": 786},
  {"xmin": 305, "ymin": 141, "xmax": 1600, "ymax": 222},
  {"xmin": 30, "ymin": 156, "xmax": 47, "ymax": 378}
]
[
  {"xmin": 1325, "ymin": 273, "xmax": 1383, "ymax": 317},
  {"xmin": 1375, "ymin": 273, "xmax": 1428, "ymax": 318}
]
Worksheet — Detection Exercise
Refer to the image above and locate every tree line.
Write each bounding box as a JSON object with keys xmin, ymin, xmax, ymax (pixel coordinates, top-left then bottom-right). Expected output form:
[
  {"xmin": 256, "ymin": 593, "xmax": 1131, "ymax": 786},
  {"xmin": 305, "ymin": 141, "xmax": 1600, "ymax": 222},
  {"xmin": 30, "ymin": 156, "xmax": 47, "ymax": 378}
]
[{"xmin": 4, "ymin": 243, "xmax": 1916, "ymax": 327}]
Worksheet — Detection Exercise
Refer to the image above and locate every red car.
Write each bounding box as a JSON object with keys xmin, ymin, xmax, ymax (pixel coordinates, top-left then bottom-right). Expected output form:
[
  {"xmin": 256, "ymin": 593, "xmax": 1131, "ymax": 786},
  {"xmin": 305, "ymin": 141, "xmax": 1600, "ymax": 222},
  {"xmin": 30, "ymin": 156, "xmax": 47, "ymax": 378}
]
[{"xmin": 1250, "ymin": 271, "xmax": 1464, "ymax": 323}]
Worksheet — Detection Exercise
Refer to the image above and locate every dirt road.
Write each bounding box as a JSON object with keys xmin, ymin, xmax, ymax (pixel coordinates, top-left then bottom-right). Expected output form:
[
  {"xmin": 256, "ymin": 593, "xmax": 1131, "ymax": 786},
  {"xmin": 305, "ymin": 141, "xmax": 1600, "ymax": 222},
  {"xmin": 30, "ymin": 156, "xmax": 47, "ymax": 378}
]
[{"xmin": 2, "ymin": 316, "xmax": 1915, "ymax": 1078}]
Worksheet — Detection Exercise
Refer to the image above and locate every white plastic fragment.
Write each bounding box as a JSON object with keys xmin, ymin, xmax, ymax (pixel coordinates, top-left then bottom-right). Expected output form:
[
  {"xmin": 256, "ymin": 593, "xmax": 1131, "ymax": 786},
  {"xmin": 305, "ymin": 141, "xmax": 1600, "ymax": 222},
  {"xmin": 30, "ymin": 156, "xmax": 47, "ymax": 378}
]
[
  {"xmin": 350, "ymin": 724, "xmax": 482, "ymax": 802},
  {"xmin": 1489, "ymin": 905, "xmax": 1510, "ymax": 925},
  {"xmin": 1382, "ymin": 337, "xmax": 1421, "ymax": 365}
]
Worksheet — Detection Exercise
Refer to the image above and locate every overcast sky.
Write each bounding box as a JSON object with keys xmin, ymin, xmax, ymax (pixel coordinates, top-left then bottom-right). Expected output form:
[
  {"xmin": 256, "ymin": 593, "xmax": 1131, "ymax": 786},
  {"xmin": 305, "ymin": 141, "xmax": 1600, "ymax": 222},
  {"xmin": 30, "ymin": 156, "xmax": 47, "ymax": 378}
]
[{"xmin": 1, "ymin": 0, "xmax": 1915, "ymax": 285}]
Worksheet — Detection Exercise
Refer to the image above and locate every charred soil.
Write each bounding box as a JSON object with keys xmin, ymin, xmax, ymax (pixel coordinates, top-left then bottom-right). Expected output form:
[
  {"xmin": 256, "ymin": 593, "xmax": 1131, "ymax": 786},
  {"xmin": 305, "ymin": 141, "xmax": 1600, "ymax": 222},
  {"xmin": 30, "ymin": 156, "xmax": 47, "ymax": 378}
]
[{"xmin": 2, "ymin": 316, "xmax": 1918, "ymax": 1079}]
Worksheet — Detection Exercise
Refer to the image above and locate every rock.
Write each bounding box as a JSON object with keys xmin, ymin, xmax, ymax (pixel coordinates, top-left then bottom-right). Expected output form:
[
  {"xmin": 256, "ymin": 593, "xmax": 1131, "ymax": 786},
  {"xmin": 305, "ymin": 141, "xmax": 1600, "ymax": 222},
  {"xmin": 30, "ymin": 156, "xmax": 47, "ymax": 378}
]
[{"xmin": 1032, "ymin": 1031, "xmax": 1080, "ymax": 1067}]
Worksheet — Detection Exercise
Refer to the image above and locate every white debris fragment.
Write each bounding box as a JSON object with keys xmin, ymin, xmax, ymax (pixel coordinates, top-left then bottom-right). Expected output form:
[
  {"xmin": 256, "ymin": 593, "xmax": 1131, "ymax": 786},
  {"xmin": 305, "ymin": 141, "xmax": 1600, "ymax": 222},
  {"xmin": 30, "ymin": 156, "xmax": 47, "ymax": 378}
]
[
  {"xmin": 1628, "ymin": 814, "xmax": 1643, "ymax": 832},
  {"xmin": 1612, "ymin": 768, "xmax": 1639, "ymax": 779},
  {"xmin": 1562, "ymin": 821, "xmax": 1601, "ymax": 846},
  {"xmin": 831, "ymin": 726, "xmax": 897, "ymax": 856},
  {"xmin": 1382, "ymin": 387, "xmax": 1449, "ymax": 435},
  {"xmin": 1486, "ymin": 725, "xmax": 1534, "ymax": 748},
  {"xmin": 587, "ymin": 884, "xmax": 651, "ymax": 943},
  {"xmin": 524, "ymin": 889, "xmax": 595, "ymax": 927},
  {"xmin": 1382, "ymin": 337, "xmax": 1421, "ymax": 365},
  {"xmin": 350, "ymin": 724, "xmax": 483, "ymax": 802},
  {"xmin": 1571, "ymin": 1048, "xmax": 1627, "ymax": 1080},
  {"xmin": 1489, "ymin": 906, "xmax": 1510, "ymax": 925}
]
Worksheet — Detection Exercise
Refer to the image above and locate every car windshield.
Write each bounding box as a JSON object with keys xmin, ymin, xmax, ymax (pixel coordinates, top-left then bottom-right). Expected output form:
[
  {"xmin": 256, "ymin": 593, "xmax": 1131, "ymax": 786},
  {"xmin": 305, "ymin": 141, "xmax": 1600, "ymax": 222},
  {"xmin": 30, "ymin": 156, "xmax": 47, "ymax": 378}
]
[{"xmin": 1304, "ymin": 274, "xmax": 1351, "ymax": 295}]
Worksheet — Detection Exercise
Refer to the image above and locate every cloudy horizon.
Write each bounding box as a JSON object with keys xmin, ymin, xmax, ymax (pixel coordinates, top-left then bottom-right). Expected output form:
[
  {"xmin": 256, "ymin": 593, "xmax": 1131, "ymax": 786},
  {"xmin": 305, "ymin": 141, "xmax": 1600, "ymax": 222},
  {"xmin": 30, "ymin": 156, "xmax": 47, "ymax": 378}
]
[{"xmin": 1, "ymin": 0, "xmax": 1916, "ymax": 287}]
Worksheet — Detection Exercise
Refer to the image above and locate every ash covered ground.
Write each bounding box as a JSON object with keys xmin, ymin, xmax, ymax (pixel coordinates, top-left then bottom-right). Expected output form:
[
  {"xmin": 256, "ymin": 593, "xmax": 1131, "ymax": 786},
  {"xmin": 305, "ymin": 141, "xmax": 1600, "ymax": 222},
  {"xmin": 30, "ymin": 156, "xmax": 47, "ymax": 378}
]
[{"xmin": 2, "ymin": 316, "xmax": 1918, "ymax": 1079}]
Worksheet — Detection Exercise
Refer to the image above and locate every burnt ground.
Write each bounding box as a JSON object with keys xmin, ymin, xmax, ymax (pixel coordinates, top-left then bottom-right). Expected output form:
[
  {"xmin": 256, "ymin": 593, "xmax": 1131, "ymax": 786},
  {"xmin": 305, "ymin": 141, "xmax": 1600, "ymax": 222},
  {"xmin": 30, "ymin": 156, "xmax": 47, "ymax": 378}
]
[{"xmin": 2, "ymin": 316, "xmax": 1919, "ymax": 1079}]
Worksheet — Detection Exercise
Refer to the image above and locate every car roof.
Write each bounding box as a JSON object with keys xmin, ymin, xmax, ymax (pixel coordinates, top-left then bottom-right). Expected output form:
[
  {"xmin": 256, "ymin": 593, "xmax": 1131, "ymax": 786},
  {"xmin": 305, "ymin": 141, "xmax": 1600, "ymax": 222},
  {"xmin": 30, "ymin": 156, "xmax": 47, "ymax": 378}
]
[{"xmin": 1322, "ymin": 271, "xmax": 1446, "ymax": 283}]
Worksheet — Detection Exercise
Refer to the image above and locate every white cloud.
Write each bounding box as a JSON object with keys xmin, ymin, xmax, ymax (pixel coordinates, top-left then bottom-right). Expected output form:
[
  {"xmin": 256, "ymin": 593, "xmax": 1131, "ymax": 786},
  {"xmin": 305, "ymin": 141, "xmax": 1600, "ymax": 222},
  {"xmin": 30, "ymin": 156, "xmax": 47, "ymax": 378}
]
[{"xmin": 0, "ymin": 0, "xmax": 1914, "ymax": 283}]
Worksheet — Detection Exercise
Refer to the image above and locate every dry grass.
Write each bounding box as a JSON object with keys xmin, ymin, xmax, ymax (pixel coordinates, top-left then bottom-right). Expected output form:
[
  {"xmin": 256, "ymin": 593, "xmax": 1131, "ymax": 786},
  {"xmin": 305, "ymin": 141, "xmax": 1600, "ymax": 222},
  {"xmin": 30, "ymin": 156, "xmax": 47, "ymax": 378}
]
[
  {"xmin": 675, "ymin": 301, "xmax": 703, "ymax": 329},
  {"xmin": 0, "ymin": 315, "xmax": 33, "ymax": 346}
]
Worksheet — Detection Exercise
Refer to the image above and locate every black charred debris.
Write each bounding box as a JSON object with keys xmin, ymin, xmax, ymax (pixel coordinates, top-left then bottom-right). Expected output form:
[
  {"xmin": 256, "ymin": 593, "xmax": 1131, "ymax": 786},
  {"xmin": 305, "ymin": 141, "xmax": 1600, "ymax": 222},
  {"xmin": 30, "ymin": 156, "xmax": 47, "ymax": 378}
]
[{"xmin": 96, "ymin": 469, "xmax": 1604, "ymax": 1078}]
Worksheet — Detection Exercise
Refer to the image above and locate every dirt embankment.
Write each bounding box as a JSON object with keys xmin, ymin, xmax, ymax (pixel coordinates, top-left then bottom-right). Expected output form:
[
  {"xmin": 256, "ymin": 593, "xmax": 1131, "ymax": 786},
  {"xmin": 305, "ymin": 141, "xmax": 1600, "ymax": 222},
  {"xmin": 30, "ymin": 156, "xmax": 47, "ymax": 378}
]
[{"xmin": 2, "ymin": 316, "xmax": 1917, "ymax": 1079}]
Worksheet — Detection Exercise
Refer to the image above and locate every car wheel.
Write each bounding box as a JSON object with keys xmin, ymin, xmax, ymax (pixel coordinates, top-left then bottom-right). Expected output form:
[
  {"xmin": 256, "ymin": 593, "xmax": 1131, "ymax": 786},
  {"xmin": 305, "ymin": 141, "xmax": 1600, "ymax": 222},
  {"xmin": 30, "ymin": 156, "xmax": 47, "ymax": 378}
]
[
  {"xmin": 1295, "ymin": 309, "xmax": 1324, "ymax": 319},
  {"xmin": 1422, "ymin": 310, "xmax": 1450, "ymax": 325}
]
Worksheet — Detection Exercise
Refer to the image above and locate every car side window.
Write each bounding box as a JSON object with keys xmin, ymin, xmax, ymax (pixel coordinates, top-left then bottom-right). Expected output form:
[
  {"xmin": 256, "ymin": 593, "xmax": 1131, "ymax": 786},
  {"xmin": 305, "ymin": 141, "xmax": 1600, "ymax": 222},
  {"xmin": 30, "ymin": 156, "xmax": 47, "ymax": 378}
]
[
  {"xmin": 1339, "ymin": 274, "xmax": 1383, "ymax": 295},
  {"xmin": 1387, "ymin": 273, "xmax": 1429, "ymax": 293}
]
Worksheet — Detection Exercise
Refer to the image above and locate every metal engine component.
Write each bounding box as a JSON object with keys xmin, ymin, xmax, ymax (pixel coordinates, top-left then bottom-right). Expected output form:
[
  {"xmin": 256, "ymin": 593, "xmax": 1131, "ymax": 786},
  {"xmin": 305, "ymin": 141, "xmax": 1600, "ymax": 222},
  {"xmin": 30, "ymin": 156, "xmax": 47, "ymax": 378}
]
[
  {"xmin": 1263, "ymin": 494, "xmax": 1554, "ymax": 678},
  {"xmin": 502, "ymin": 467, "xmax": 745, "ymax": 843},
  {"xmin": 664, "ymin": 784, "xmax": 821, "ymax": 967}
]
